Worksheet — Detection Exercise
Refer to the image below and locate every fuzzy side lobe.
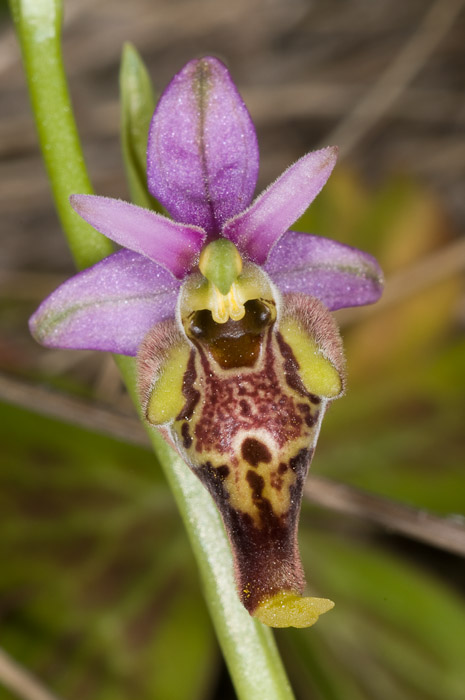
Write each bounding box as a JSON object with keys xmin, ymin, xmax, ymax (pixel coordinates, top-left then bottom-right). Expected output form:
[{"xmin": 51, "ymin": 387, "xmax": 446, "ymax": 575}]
[{"xmin": 168, "ymin": 323, "xmax": 326, "ymax": 613}]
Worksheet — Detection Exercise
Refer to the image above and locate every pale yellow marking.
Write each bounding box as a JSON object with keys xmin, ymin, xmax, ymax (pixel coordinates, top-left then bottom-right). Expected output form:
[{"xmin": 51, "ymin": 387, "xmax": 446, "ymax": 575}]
[
  {"xmin": 280, "ymin": 318, "xmax": 342, "ymax": 397},
  {"xmin": 211, "ymin": 282, "xmax": 246, "ymax": 324},
  {"xmin": 224, "ymin": 460, "xmax": 298, "ymax": 520},
  {"xmin": 147, "ymin": 343, "xmax": 190, "ymax": 425},
  {"xmin": 253, "ymin": 591, "xmax": 334, "ymax": 628},
  {"xmin": 212, "ymin": 284, "xmax": 228, "ymax": 323},
  {"xmin": 260, "ymin": 463, "xmax": 296, "ymax": 515},
  {"xmin": 228, "ymin": 283, "xmax": 246, "ymax": 321}
]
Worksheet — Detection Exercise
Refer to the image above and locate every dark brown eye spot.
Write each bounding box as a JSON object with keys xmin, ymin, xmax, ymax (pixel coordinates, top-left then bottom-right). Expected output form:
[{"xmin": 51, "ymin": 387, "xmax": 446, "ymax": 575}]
[
  {"xmin": 189, "ymin": 309, "xmax": 211, "ymax": 338},
  {"xmin": 188, "ymin": 300, "xmax": 272, "ymax": 342},
  {"xmin": 246, "ymin": 299, "xmax": 272, "ymax": 331},
  {"xmin": 241, "ymin": 437, "xmax": 272, "ymax": 467}
]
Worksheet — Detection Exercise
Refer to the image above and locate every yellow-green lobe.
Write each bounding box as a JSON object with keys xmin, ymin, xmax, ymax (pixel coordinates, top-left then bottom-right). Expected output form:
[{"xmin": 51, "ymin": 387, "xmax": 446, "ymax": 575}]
[
  {"xmin": 280, "ymin": 318, "xmax": 342, "ymax": 397},
  {"xmin": 147, "ymin": 342, "xmax": 190, "ymax": 424}
]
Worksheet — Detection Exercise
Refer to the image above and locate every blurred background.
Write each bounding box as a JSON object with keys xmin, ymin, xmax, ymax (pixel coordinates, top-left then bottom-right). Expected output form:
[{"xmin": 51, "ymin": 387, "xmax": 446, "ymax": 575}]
[{"xmin": 1, "ymin": 0, "xmax": 464, "ymax": 698}]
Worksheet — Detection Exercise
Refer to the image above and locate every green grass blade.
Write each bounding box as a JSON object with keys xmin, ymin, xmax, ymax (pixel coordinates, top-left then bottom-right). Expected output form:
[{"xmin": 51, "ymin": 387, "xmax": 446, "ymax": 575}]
[{"xmin": 119, "ymin": 43, "xmax": 162, "ymax": 211}]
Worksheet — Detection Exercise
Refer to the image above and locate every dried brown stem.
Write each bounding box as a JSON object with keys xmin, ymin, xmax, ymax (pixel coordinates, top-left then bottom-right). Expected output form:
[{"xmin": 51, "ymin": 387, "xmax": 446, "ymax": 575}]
[
  {"xmin": 304, "ymin": 477, "xmax": 465, "ymax": 557},
  {"xmin": 325, "ymin": 0, "xmax": 465, "ymax": 158},
  {"xmin": 0, "ymin": 648, "xmax": 63, "ymax": 700}
]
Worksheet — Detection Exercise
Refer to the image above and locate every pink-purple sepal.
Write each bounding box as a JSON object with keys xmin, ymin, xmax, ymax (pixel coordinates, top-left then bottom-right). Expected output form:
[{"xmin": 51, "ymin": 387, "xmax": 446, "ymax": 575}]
[
  {"xmin": 264, "ymin": 230, "xmax": 384, "ymax": 310},
  {"xmin": 223, "ymin": 147, "xmax": 338, "ymax": 263},
  {"xmin": 147, "ymin": 56, "xmax": 259, "ymax": 236},
  {"xmin": 70, "ymin": 195, "xmax": 206, "ymax": 279},
  {"xmin": 29, "ymin": 250, "xmax": 180, "ymax": 356}
]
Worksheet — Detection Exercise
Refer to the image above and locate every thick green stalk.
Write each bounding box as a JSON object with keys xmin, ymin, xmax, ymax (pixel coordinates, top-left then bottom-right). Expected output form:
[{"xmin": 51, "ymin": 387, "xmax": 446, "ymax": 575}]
[
  {"xmin": 10, "ymin": 1, "xmax": 295, "ymax": 698},
  {"xmin": 9, "ymin": 0, "xmax": 113, "ymax": 269}
]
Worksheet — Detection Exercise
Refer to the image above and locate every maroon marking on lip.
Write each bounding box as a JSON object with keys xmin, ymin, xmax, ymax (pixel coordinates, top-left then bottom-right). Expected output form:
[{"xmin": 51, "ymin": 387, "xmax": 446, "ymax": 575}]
[
  {"xmin": 177, "ymin": 349, "xmax": 201, "ymax": 421},
  {"xmin": 276, "ymin": 332, "xmax": 321, "ymax": 404},
  {"xmin": 239, "ymin": 399, "xmax": 251, "ymax": 416},
  {"xmin": 270, "ymin": 469, "xmax": 284, "ymax": 491},
  {"xmin": 181, "ymin": 421, "xmax": 192, "ymax": 449},
  {"xmin": 241, "ymin": 437, "xmax": 272, "ymax": 467},
  {"xmin": 194, "ymin": 447, "xmax": 313, "ymax": 613},
  {"xmin": 192, "ymin": 329, "xmax": 307, "ymax": 456},
  {"xmin": 297, "ymin": 402, "xmax": 318, "ymax": 428},
  {"xmin": 289, "ymin": 447, "xmax": 313, "ymax": 474}
]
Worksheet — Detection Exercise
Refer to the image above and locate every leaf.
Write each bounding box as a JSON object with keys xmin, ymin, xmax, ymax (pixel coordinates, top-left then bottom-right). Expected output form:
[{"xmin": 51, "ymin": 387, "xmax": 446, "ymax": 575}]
[
  {"xmin": 119, "ymin": 43, "xmax": 162, "ymax": 212},
  {"xmin": 285, "ymin": 532, "xmax": 465, "ymax": 700},
  {"xmin": 144, "ymin": 584, "xmax": 217, "ymax": 700}
]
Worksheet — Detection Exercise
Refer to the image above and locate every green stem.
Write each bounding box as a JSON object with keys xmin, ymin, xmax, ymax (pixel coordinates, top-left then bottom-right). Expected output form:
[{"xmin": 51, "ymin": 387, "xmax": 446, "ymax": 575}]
[
  {"xmin": 10, "ymin": 1, "xmax": 295, "ymax": 698},
  {"xmin": 9, "ymin": 0, "xmax": 112, "ymax": 269}
]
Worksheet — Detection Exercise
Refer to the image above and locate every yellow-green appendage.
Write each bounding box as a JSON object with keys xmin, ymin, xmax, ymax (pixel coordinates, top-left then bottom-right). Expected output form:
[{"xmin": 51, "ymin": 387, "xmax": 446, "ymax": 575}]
[
  {"xmin": 146, "ymin": 342, "xmax": 190, "ymax": 424},
  {"xmin": 253, "ymin": 592, "xmax": 335, "ymax": 628},
  {"xmin": 280, "ymin": 317, "xmax": 342, "ymax": 398}
]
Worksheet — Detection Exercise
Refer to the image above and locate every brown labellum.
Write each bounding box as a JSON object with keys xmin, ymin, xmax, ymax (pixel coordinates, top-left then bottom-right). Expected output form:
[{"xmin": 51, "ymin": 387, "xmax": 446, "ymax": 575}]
[{"xmin": 138, "ymin": 291, "xmax": 345, "ymax": 627}]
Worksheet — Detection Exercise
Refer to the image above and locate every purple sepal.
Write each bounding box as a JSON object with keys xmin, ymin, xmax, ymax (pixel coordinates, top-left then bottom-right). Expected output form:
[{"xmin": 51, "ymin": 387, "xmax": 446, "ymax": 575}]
[
  {"xmin": 223, "ymin": 147, "xmax": 338, "ymax": 263},
  {"xmin": 147, "ymin": 57, "xmax": 259, "ymax": 236},
  {"xmin": 29, "ymin": 250, "xmax": 180, "ymax": 356},
  {"xmin": 264, "ymin": 231, "xmax": 384, "ymax": 310},
  {"xmin": 70, "ymin": 195, "xmax": 206, "ymax": 279}
]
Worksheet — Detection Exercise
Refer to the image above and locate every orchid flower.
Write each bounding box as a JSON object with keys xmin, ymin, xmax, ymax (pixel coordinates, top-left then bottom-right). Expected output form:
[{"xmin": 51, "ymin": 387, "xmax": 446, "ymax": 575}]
[{"xmin": 30, "ymin": 57, "xmax": 383, "ymax": 628}]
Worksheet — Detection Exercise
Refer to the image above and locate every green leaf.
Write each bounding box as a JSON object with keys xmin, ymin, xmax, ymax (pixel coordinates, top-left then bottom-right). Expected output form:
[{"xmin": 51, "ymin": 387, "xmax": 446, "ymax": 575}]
[
  {"xmin": 1, "ymin": 397, "xmax": 296, "ymax": 700},
  {"xmin": 293, "ymin": 532, "xmax": 465, "ymax": 700},
  {"xmin": 119, "ymin": 43, "xmax": 162, "ymax": 212},
  {"xmin": 145, "ymin": 585, "xmax": 217, "ymax": 700}
]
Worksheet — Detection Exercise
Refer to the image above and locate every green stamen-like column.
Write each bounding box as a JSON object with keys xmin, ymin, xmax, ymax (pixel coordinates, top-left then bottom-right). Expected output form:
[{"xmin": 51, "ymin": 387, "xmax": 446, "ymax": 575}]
[{"xmin": 199, "ymin": 239, "xmax": 245, "ymax": 322}]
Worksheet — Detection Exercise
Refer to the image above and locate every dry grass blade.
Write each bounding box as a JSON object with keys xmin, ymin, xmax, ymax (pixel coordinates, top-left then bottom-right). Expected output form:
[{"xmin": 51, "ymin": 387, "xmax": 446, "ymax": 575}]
[
  {"xmin": 0, "ymin": 648, "xmax": 64, "ymax": 700},
  {"xmin": 325, "ymin": 0, "xmax": 465, "ymax": 158},
  {"xmin": 304, "ymin": 477, "xmax": 465, "ymax": 557},
  {"xmin": 0, "ymin": 371, "xmax": 142, "ymax": 448}
]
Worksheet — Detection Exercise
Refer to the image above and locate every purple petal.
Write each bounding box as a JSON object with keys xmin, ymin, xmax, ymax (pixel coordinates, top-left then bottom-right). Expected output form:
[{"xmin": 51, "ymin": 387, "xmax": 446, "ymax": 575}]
[
  {"xmin": 147, "ymin": 56, "xmax": 259, "ymax": 236},
  {"xmin": 29, "ymin": 250, "xmax": 180, "ymax": 356},
  {"xmin": 223, "ymin": 147, "xmax": 338, "ymax": 264},
  {"xmin": 264, "ymin": 231, "xmax": 383, "ymax": 310},
  {"xmin": 70, "ymin": 195, "xmax": 206, "ymax": 279}
]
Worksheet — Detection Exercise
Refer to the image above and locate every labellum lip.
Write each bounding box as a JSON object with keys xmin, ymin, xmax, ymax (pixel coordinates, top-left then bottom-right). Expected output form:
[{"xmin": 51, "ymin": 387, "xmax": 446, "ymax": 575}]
[{"xmin": 138, "ymin": 284, "xmax": 345, "ymax": 627}]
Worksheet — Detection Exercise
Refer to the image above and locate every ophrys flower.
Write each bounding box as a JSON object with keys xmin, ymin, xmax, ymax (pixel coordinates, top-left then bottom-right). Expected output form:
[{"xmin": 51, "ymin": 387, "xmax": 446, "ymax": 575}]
[{"xmin": 30, "ymin": 57, "xmax": 383, "ymax": 627}]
